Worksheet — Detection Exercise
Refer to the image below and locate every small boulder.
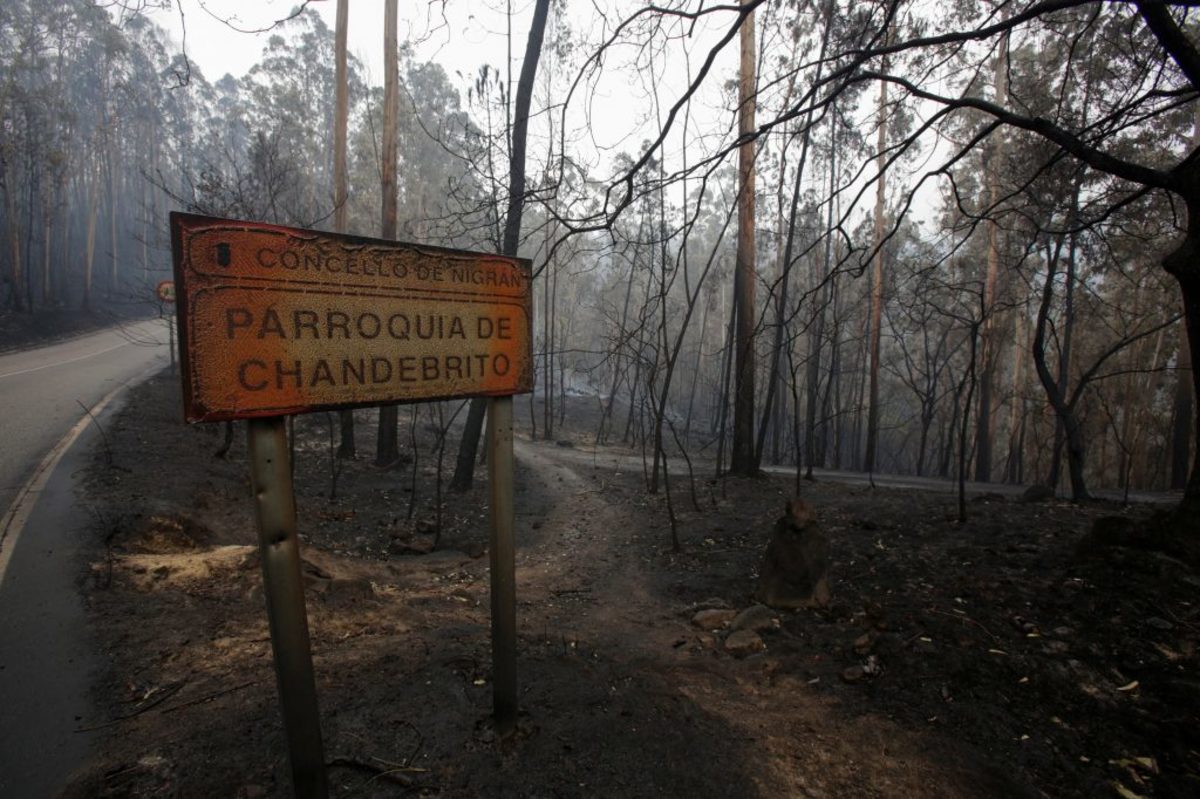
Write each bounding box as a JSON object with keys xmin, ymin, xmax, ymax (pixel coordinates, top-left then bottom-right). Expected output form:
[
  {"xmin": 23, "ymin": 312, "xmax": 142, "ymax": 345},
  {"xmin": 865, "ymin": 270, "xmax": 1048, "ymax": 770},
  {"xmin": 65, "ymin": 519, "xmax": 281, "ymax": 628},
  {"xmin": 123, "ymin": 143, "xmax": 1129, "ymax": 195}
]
[
  {"xmin": 691, "ymin": 597, "xmax": 732, "ymax": 611},
  {"xmin": 692, "ymin": 608, "xmax": 737, "ymax": 630},
  {"xmin": 325, "ymin": 578, "xmax": 374, "ymax": 602},
  {"xmin": 841, "ymin": 665, "xmax": 866, "ymax": 683},
  {"xmin": 730, "ymin": 604, "xmax": 779, "ymax": 633},
  {"xmin": 852, "ymin": 631, "xmax": 877, "ymax": 656},
  {"xmin": 724, "ymin": 630, "xmax": 766, "ymax": 658},
  {"xmin": 1021, "ymin": 485, "xmax": 1056, "ymax": 503}
]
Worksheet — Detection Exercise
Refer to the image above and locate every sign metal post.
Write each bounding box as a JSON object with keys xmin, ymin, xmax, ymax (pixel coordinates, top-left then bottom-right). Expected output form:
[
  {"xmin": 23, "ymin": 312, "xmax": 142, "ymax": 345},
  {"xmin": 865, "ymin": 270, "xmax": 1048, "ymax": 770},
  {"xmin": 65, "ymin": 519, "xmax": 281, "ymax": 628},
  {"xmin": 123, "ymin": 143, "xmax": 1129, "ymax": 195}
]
[
  {"xmin": 156, "ymin": 280, "xmax": 176, "ymax": 376},
  {"xmin": 487, "ymin": 395, "xmax": 517, "ymax": 734},
  {"xmin": 247, "ymin": 416, "xmax": 328, "ymax": 798}
]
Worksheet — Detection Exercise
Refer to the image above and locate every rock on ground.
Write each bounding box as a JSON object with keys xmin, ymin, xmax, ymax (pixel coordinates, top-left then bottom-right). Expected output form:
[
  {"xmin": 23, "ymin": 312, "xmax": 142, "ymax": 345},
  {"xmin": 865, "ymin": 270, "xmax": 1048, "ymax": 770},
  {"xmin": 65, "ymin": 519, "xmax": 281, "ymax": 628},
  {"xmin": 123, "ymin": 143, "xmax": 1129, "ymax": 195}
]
[
  {"xmin": 724, "ymin": 630, "xmax": 766, "ymax": 658},
  {"xmin": 692, "ymin": 608, "xmax": 738, "ymax": 630},
  {"xmin": 730, "ymin": 604, "xmax": 778, "ymax": 633}
]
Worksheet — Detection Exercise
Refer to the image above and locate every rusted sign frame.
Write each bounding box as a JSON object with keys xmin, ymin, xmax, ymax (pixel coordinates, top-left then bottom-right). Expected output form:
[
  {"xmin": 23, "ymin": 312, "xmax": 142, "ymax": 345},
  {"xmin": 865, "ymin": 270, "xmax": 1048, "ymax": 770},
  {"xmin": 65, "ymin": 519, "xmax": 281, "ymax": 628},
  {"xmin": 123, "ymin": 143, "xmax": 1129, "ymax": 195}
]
[{"xmin": 170, "ymin": 212, "xmax": 533, "ymax": 422}]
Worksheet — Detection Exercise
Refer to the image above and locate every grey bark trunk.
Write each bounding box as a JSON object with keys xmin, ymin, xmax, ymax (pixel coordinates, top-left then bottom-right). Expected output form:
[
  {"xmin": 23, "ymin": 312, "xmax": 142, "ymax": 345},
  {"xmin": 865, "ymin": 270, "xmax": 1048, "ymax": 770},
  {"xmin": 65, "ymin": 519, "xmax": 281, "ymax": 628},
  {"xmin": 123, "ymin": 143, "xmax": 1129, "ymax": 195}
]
[
  {"xmin": 730, "ymin": 0, "xmax": 758, "ymax": 475},
  {"xmin": 375, "ymin": 0, "xmax": 402, "ymax": 467}
]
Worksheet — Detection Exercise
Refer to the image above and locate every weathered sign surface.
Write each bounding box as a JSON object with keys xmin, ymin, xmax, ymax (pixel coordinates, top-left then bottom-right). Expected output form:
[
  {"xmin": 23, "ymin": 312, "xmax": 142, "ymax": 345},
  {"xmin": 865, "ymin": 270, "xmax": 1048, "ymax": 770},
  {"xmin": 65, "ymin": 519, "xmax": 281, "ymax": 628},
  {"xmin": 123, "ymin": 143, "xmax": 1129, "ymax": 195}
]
[{"xmin": 170, "ymin": 213, "xmax": 533, "ymax": 422}]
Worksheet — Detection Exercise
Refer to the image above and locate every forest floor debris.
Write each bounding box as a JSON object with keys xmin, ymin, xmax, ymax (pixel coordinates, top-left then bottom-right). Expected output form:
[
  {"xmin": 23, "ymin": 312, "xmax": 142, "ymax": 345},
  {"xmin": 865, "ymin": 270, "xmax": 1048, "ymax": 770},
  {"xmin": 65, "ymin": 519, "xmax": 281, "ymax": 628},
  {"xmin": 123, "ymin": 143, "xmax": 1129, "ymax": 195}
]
[{"xmin": 62, "ymin": 373, "xmax": 1199, "ymax": 797}]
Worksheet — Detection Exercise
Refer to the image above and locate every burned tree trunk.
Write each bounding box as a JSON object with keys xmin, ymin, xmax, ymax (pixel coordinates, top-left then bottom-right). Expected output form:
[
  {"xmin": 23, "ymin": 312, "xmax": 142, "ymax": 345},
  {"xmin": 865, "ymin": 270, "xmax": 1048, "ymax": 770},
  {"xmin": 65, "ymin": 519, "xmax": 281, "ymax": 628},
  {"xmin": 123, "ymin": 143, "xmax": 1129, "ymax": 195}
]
[
  {"xmin": 451, "ymin": 0, "xmax": 551, "ymax": 491},
  {"xmin": 333, "ymin": 0, "xmax": 356, "ymax": 459}
]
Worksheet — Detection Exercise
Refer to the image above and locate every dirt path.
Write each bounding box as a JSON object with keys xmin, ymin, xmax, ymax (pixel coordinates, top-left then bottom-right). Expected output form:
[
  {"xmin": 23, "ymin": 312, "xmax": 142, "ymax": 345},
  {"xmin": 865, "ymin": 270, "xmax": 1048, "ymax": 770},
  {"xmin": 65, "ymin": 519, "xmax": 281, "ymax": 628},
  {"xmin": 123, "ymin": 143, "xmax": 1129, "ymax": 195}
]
[
  {"xmin": 514, "ymin": 440, "xmax": 675, "ymax": 652},
  {"xmin": 507, "ymin": 441, "xmax": 1040, "ymax": 799}
]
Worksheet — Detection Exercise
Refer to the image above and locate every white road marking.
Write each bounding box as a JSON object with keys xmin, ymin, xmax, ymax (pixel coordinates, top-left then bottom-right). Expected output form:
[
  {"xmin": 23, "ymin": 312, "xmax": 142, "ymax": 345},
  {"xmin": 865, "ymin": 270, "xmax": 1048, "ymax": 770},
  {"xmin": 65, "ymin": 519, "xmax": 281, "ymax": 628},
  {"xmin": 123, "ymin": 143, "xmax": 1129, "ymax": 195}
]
[{"xmin": 0, "ymin": 340, "xmax": 131, "ymax": 380}]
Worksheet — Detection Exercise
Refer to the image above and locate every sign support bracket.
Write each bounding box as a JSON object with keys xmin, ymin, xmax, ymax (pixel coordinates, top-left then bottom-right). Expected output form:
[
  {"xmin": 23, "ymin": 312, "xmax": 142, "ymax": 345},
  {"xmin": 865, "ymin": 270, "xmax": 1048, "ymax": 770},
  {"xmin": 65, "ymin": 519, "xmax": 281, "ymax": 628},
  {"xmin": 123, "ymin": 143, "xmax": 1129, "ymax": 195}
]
[{"xmin": 247, "ymin": 416, "xmax": 329, "ymax": 798}]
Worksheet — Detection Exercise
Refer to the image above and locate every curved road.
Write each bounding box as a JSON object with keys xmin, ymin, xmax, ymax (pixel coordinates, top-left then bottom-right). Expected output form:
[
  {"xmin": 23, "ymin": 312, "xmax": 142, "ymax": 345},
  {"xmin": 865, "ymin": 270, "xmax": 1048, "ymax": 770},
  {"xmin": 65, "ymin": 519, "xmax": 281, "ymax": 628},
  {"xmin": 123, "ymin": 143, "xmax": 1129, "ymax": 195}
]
[
  {"xmin": 0, "ymin": 319, "xmax": 171, "ymax": 522},
  {"xmin": 534, "ymin": 441, "xmax": 1179, "ymax": 506},
  {"xmin": 0, "ymin": 318, "xmax": 170, "ymax": 798}
]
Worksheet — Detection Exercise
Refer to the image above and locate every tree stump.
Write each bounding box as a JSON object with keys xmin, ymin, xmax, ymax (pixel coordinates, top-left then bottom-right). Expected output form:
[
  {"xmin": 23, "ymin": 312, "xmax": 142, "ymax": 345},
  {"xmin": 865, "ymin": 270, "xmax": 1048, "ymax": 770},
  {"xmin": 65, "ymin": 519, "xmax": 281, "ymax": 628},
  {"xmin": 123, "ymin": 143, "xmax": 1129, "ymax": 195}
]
[{"xmin": 755, "ymin": 498, "xmax": 830, "ymax": 610}]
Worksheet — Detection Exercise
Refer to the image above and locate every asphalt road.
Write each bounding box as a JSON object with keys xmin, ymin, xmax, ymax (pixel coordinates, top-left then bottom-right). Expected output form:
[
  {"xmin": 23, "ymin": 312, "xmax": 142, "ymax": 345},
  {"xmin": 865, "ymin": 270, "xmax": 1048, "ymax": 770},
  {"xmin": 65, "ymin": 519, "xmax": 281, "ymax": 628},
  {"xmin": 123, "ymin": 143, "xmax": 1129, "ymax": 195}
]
[
  {"xmin": 535, "ymin": 442, "xmax": 1179, "ymax": 506},
  {"xmin": 0, "ymin": 319, "xmax": 170, "ymax": 798},
  {"xmin": 0, "ymin": 319, "xmax": 171, "ymax": 521}
]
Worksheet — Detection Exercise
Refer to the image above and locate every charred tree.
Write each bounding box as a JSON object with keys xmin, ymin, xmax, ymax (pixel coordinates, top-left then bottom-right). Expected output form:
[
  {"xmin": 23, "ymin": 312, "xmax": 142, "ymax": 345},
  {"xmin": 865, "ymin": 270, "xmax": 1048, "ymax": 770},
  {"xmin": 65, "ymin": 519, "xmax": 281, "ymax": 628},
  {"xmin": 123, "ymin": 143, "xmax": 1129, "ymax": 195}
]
[
  {"xmin": 333, "ymin": 0, "xmax": 355, "ymax": 459},
  {"xmin": 451, "ymin": 0, "xmax": 551, "ymax": 491}
]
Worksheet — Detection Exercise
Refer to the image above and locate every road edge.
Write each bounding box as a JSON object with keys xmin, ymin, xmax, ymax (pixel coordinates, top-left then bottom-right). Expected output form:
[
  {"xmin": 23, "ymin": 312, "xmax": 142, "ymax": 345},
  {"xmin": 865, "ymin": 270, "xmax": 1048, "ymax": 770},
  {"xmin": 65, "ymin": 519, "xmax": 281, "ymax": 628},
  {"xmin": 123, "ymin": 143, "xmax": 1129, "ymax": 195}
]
[{"xmin": 0, "ymin": 362, "xmax": 168, "ymax": 586}]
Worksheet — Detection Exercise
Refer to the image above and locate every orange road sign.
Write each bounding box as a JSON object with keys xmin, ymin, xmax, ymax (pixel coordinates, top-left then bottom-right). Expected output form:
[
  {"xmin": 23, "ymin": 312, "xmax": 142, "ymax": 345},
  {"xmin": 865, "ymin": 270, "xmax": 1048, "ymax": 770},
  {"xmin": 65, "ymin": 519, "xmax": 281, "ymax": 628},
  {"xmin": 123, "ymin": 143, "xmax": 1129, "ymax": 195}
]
[
  {"xmin": 156, "ymin": 280, "xmax": 176, "ymax": 303},
  {"xmin": 170, "ymin": 213, "xmax": 533, "ymax": 423}
]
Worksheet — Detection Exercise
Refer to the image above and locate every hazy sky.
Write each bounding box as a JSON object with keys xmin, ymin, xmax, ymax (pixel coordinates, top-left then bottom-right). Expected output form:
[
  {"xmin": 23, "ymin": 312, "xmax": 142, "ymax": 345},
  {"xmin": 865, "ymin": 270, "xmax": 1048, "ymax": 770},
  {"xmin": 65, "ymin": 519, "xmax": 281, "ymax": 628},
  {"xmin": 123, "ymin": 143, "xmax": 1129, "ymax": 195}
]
[
  {"xmin": 137, "ymin": 0, "xmax": 715, "ymax": 177},
  {"xmin": 122, "ymin": 2, "xmax": 916, "ymax": 224},
  {"xmin": 148, "ymin": 0, "xmax": 522, "ymax": 87}
]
